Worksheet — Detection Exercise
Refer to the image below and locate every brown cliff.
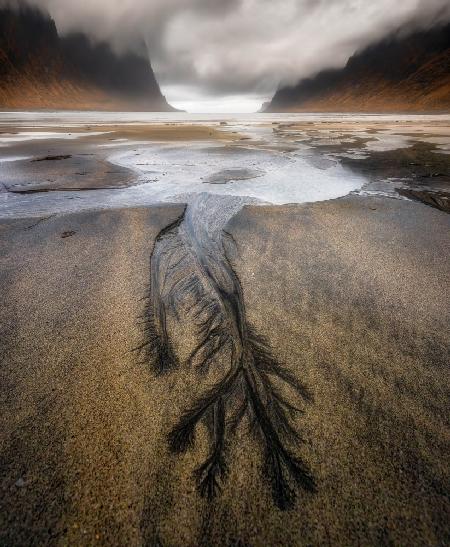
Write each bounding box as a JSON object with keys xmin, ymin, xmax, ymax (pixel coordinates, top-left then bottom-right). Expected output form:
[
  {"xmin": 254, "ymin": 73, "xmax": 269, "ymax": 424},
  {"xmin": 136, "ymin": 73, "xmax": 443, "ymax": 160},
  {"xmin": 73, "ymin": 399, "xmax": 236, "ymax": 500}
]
[
  {"xmin": 0, "ymin": 5, "xmax": 176, "ymax": 111},
  {"xmin": 265, "ymin": 24, "xmax": 450, "ymax": 113}
]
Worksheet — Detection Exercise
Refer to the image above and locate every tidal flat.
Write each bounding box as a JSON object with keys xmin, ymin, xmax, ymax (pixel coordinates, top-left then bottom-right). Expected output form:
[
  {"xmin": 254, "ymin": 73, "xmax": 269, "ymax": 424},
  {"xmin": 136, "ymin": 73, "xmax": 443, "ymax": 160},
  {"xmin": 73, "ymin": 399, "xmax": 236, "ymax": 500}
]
[{"xmin": 0, "ymin": 112, "xmax": 449, "ymax": 546}]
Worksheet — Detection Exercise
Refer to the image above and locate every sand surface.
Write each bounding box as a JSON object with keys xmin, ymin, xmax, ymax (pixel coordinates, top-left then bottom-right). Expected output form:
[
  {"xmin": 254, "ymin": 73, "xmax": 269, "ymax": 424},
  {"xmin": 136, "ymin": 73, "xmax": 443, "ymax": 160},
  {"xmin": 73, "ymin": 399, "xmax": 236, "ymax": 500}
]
[
  {"xmin": 0, "ymin": 195, "xmax": 449, "ymax": 546},
  {"xmin": 0, "ymin": 113, "xmax": 449, "ymax": 545}
]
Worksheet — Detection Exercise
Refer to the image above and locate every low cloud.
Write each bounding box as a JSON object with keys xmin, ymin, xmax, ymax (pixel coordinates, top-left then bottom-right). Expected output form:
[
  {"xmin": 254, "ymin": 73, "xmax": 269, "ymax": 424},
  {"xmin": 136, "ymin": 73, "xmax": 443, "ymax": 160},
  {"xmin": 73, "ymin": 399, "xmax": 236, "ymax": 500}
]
[{"xmin": 7, "ymin": 0, "xmax": 450, "ymax": 105}]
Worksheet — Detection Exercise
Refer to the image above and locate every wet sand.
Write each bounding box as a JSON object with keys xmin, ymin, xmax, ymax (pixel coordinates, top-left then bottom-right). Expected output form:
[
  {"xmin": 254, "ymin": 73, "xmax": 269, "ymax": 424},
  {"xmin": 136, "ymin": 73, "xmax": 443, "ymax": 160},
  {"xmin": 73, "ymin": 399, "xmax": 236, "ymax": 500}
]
[
  {"xmin": 0, "ymin": 124, "xmax": 238, "ymax": 194},
  {"xmin": 0, "ymin": 114, "xmax": 449, "ymax": 545},
  {"xmin": 227, "ymin": 196, "xmax": 450, "ymax": 545},
  {"xmin": 0, "ymin": 205, "xmax": 186, "ymax": 545},
  {"xmin": 0, "ymin": 195, "xmax": 449, "ymax": 545},
  {"xmin": 272, "ymin": 118, "xmax": 450, "ymax": 213}
]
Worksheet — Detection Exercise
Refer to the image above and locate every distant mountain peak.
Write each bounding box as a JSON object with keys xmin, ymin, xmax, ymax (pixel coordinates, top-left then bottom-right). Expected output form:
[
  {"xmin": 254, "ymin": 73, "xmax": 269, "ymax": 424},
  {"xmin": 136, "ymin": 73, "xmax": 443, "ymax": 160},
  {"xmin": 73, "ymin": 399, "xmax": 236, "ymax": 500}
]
[
  {"xmin": 264, "ymin": 24, "xmax": 450, "ymax": 113},
  {"xmin": 0, "ymin": 4, "xmax": 177, "ymax": 111}
]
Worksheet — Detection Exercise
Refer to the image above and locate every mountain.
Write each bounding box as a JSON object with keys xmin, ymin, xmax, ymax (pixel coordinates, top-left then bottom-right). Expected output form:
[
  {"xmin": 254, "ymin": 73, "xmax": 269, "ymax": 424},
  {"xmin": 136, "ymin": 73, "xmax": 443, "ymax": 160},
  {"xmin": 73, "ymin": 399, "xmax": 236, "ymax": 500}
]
[
  {"xmin": 0, "ymin": 4, "xmax": 175, "ymax": 111},
  {"xmin": 264, "ymin": 24, "xmax": 450, "ymax": 113}
]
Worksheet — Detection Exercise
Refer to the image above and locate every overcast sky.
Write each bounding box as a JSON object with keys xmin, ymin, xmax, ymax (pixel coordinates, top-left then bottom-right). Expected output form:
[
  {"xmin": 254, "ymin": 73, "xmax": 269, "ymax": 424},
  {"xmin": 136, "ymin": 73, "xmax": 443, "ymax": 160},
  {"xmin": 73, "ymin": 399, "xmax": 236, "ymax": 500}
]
[{"xmin": 16, "ymin": 0, "xmax": 450, "ymax": 111}]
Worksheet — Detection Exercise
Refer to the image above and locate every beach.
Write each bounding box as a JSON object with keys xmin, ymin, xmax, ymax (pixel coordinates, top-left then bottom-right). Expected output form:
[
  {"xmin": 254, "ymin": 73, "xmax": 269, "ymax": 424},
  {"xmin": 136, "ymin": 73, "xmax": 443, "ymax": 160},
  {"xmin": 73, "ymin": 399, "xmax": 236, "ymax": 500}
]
[{"xmin": 0, "ymin": 113, "xmax": 449, "ymax": 545}]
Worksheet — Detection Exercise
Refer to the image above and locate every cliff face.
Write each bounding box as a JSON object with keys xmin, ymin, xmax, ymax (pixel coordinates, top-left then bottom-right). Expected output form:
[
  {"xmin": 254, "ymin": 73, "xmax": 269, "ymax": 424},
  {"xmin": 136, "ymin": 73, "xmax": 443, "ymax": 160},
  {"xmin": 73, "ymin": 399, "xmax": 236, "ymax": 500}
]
[
  {"xmin": 0, "ymin": 5, "xmax": 175, "ymax": 111},
  {"xmin": 265, "ymin": 24, "xmax": 450, "ymax": 113}
]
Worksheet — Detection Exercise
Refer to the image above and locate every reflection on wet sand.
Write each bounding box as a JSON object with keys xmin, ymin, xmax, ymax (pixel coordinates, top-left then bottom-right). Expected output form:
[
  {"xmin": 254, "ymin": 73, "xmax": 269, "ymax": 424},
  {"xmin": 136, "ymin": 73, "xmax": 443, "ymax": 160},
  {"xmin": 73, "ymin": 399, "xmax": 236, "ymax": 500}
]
[{"xmin": 270, "ymin": 118, "xmax": 450, "ymax": 212}]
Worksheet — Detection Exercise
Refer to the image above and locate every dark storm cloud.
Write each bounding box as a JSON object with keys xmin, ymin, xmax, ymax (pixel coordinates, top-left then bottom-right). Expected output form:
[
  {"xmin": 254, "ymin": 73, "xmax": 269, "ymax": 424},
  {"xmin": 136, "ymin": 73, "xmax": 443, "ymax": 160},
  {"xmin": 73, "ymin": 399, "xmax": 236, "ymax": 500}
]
[{"xmin": 7, "ymin": 0, "xmax": 450, "ymax": 98}]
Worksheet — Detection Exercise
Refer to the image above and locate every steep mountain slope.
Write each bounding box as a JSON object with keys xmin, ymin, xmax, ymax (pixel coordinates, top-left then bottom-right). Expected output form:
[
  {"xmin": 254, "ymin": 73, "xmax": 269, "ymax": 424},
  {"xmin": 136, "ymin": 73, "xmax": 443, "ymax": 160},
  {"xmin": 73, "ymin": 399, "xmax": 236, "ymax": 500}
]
[
  {"xmin": 265, "ymin": 24, "xmax": 450, "ymax": 113},
  {"xmin": 0, "ymin": 5, "xmax": 175, "ymax": 111}
]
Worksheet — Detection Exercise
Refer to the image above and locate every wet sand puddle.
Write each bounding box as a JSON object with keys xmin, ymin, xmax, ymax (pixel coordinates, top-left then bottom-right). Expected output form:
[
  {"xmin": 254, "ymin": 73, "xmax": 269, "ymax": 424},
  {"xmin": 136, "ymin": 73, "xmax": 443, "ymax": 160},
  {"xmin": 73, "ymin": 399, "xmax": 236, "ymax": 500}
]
[{"xmin": 1, "ymin": 112, "xmax": 449, "ymax": 217}]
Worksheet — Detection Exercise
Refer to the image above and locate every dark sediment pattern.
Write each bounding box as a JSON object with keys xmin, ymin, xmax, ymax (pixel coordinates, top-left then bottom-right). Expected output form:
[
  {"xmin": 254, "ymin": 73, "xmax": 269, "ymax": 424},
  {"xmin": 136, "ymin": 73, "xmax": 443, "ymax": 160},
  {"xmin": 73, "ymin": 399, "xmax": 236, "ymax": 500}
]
[
  {"xmin": 140, "ymin": 194, "xmax": 315, "ymax": 509},
  {"xmin": 336, "ymin": 141, "xmax": 450, "ymax": 213},
  {"xmin": 0, "ymin": 196, "xmax": 449, "ymax": 545}
]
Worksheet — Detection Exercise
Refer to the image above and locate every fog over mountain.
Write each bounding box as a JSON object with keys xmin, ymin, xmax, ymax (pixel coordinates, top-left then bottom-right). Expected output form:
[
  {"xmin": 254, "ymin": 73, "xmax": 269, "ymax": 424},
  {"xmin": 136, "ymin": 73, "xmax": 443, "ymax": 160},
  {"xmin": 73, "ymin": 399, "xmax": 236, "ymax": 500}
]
[
  {"xmin": 0, "ymin": 4, "xmax": 176, "ymax": 110},
  {"xmin": 2, "ymin": 0, "xmax": 450, "ymax": 110},
  {"xmin": 265, "ymin": 23, "xmax": 450, "ymax": 112}
]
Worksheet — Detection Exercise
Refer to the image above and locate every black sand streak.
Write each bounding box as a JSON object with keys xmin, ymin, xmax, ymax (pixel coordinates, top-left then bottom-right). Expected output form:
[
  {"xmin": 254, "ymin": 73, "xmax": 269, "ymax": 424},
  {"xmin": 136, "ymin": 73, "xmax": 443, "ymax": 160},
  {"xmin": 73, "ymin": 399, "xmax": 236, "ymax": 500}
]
[
  {"xmin": 25, "ymin": 214, "xmax": 56, "ymax": 230},
  {"xmin": 31, "ymin": 155, "xmax": 72, "ymax": 162},
  {"xmin": 140, "ymin": 197, "xmax": 316, "ymax": 509}
]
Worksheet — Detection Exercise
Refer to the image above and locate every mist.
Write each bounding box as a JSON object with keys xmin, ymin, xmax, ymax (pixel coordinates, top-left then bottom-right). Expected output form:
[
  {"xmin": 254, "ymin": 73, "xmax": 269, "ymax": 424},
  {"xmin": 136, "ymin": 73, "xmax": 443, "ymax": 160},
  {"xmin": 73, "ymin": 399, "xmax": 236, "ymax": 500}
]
[{"xmin": 7, "ymin": 0, "xmax": 450, "ymax": 110}]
